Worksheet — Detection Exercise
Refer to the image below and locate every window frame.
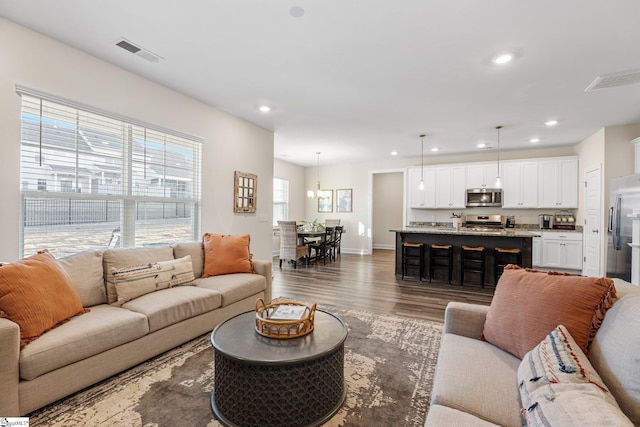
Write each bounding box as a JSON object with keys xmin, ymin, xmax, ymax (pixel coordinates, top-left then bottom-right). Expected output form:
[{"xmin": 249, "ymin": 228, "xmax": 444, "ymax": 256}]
[
  {"xmin": 273, "ymin": 177, "xmax": 289, "ymax": 227},
  {"xmin": 17, "ymin": 85, "xmax": 203, "ymax": 258}
]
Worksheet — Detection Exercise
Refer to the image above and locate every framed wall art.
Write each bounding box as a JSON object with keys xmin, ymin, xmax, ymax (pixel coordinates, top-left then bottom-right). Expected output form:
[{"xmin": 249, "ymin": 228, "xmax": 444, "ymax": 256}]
[
  {"xmin": 317, "ymin": 190, "xmax": 333, "ymax": 213},
  {"xmin": 234, "ymin": 171, "xmax": 257, "ymax": 213},
  {"xmin": 336, "ymin": 188, "xmax": 352, "ymax": 213}
]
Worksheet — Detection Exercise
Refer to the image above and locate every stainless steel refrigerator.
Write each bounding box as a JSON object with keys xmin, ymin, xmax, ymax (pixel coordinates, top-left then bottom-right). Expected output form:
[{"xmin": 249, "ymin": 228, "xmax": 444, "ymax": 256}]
[{"xmin": 607, "ymin": 174, "xmax": 640, "ymax": 281}]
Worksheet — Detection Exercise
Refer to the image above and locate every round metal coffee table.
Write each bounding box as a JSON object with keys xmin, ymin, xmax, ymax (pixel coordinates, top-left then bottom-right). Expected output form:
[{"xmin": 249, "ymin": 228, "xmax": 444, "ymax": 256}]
[{"xmin": 210, "ymin": 309, "xmax": 347, "ymax": 427}]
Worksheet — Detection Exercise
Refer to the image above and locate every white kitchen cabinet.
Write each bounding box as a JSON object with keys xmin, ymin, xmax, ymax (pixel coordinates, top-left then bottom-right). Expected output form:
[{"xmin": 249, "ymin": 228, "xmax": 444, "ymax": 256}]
[
  {"xmin": 502, "ymin": 160, "xmax": 538, "ymax": 208},
  {"xmin": 436, "ymin": 165, "xmax": 466, "ymax": 208},
  {"xmin": 408, "ymin": 167, "xmax": 436, "ymax": 208},
  {"xmin": 538, "ymin": 157, "xmax": 579, "ymax": 208},
  {"xmin": 466, "ymin": 162, "xmax": 499, "ymax": 189},
  {"xmin": 532, "ymin": 236, "xmax": 541, "ymax": 267},
  {"xmin": 541, "ymin": 232, "xmax": 583, "ymax": 270}
]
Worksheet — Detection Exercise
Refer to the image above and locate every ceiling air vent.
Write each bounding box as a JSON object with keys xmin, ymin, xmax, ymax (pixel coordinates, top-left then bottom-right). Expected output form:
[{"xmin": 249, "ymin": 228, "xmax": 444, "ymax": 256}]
[
  {"xmin": 116, "ymin": 38, "xmax": 163, "ymax": 63},
  {"xmin": 585, "ymin": 68, "xmax": 640, "ymax": 91}
]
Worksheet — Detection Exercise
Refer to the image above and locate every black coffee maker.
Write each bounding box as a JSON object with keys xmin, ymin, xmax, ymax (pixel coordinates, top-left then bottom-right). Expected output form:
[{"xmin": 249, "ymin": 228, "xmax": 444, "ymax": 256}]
[
  {"xmin": 505, "ymin": 216, "xmax": 516, "ymax": 228},
  {"xmin": 538, "ymin": 214, "xmax": 553, "ymax": 229}
]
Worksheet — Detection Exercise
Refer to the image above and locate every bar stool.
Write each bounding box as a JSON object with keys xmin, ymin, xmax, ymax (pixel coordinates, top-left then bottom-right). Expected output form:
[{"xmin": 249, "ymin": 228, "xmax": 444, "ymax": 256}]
[
  {"xmin": 494, "ymin": 247, "xmax": 523, "ymax": 285},
  {"xmin": 402, "ymin": 242, "xmax": 425, "ymax": 281},
  {"xmin": 461, "ymin": 245, "xmax": 486, "ymax": 287},
  {"xmin": 429, "ymin": 244, "xmax": 453, "ymax": 284}
]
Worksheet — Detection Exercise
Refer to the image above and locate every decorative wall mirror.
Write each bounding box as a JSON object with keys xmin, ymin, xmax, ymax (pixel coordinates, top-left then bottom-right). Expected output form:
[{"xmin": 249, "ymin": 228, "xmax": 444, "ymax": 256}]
[{"xmin": 234, "ymin": 171, "xmax": 257, "ymax": 213}]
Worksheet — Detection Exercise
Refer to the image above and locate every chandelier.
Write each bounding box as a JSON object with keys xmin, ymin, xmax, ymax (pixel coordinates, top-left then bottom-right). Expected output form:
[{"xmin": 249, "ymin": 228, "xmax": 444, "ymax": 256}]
[{"xmin": 307, "ymin": 152, "xmax": 330, "ymax": 199}]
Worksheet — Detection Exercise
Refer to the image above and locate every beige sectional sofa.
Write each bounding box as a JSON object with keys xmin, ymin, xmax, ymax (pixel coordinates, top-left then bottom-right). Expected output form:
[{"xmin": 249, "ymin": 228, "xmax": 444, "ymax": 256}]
[
  {"xmin": 0, "ymin": 242, "xmax": 272, "ymax": 416},
  {"xmin": 425, "ymin": 277, "xmax": 640, "ymax": 426}
]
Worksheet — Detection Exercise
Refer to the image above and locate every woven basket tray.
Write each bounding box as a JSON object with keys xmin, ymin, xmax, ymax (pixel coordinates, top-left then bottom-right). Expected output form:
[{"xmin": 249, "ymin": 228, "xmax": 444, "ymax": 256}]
[{"xmin": 255, "ymin": 298, "xmax": 316, "ymax": 339}]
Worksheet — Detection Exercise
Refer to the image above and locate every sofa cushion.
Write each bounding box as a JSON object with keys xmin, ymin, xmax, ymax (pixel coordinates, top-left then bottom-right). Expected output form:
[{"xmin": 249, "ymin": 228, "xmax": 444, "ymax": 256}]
[
  {"xmin": 111, "ymin": 256, "xmax": 196, "ymax": 306},
  {"xmin": 172, "ymin": 241, "xmax": 204, "ymax": 278},
  {"xmin": 518, "ymin": 325, "xmax": 633, "ymax": 426},
  {"xmin": 122, "ymin": 286, "xmax": 222, "ymax": 333},
  {"xmin": 103, "ymin": 246, "xmax": 175, "ymax": 304},
  {"xmin": 0, "ymin": 251, "xmax": 89, "ymax": 349},
  {"xmin": 430, "ymin": 333, "xmax": 522, "ymax": 427},
  {"xmin": 202, "ymin": 233, "xmax": 253, "ymax": 277},
  {"xmin": 425, "ymin": 405, "xmax": 503, "ymax": 427},
  {"xmin": 589, "ymin": 279, "xmax": 640, "ymax": 426},
  {"xmin": 58, "ymin": 250, "xmax": 106, "ymax": 307},
  {"xmin": 19, "ymin": 304, "xmax": 148, "ymax": 381},
  {"xmin": 197, "ymin": 273, "xmax": 266, "ymax": 307},
  {"xmin": 482, "ymin": 265, "xmax": 616, "ymax": 359}
]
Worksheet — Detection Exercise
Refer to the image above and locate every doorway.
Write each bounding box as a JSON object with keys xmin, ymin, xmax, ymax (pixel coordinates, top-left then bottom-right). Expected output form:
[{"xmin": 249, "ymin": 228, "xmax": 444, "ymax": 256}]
[{"xmin": 370, "ymin": 170, "xmax": 404, "ymax": 252}]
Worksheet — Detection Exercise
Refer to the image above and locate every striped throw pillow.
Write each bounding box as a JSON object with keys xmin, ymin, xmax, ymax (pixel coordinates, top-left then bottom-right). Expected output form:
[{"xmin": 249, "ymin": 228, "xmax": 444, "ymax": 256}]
[
  {"xmin": 111, "ymin": 255, "xmax": 196, "ymax": 306},
  {"xmin": 518, "ymin": 325, "xmax": 633, "ymax": 426}
]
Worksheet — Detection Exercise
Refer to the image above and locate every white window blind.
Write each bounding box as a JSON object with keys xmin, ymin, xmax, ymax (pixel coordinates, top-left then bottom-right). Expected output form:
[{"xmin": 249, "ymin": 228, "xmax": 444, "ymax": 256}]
[
  {"xmin": 17, "ymin": 86, "xmax": 202, "ymax": 258},
  {"xmin": 273, "ymin": 177, "xmax": 289, "ymax": 226}
]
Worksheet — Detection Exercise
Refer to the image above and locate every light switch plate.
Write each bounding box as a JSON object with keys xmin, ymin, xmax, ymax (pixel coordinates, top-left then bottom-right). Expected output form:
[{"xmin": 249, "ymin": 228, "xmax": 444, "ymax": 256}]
[{"xmin": 259, "ymin": 214, "xmax": 269, "ymax": 222}]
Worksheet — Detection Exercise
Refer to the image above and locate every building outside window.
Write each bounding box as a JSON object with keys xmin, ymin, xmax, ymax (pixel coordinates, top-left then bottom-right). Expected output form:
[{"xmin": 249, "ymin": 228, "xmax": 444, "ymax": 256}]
[
  {"xmin": 273, "ymin": 177, "xmax": 289, "ymax": 227},
  {"xmin": 18, "ymin": 87, "xmax": 203, "ymax": 258}
]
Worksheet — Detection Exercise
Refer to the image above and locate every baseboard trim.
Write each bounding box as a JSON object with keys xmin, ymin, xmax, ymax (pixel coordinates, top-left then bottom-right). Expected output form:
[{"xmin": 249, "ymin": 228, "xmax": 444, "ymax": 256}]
[{"xmin": 372, "ymin": 244, "xmax": 395, "ymax": 250}]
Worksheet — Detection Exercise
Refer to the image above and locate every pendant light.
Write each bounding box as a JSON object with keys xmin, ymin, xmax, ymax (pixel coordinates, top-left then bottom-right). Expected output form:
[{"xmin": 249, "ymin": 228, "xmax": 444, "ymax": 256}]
[
  {"xmin": 307, "ymin": 152, "xmax": 327, "ymax": 199},
  {"xmin": 495, "ymin": 126, "xmax": 502, "ymax": 188},
  {"xmin": 419, "ymin": 134, "xmax": 426, "ymax": 191}
]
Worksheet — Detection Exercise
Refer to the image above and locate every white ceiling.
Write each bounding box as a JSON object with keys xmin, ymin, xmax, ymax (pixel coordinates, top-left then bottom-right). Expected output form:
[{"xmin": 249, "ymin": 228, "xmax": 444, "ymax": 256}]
[{"xmin": 2, "ymin": 0, "xmax": 640, "ymax": 166}]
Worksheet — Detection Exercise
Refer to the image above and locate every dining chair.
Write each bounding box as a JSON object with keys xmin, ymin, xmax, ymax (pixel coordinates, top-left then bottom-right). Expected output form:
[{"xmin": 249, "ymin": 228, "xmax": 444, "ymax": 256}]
[
  {"xmin": 330, "ymin": 226, "xmax": 343, "ymax": 260},
  {"xmin": 325, "ymin": 219, "xmax": 341, "ymax": 227},
  {"xmin": 308, "ymin": 227, "xmax": 335, "ymax": 265},
  {"xmin": 277, "ymin": 221, "xmax": 309, "ymax": 268}
]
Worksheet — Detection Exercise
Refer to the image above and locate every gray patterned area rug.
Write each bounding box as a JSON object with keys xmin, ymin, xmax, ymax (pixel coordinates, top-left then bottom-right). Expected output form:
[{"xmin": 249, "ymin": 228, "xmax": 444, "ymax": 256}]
[{"xmin": 29, "ymin": 304, "xmax": 442, "ymax": 427}]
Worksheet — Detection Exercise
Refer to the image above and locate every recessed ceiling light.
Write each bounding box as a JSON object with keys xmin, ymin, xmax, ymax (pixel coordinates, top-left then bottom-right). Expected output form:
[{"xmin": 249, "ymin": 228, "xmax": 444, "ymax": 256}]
[
  {"xmin": 259, "ymin": 106, "xmax": 271, "ymax": 113},
  {"xmin": 530, "ymin": 138, "xmax": 540, "ymax": 143},
  {"xmin": 477, "ymin": 143, "xmax": 487, "ymax": 148},
  {"xmin": 431, "ymin": 147, "xmax": 439, "ymax": 152},
  {"xmin": 390, "ymin": 151, "xmax": 398, "ymax": 156},
  {"xmin": 545, "ymin": 120, "xmax": 558, "ymax": 126},
  {"xmin": 493, "ymin": 53, "xmax": 513, "ymax": 65},
  {"xmin": 289, "ymin": 5, "xmax": 305, "ymax": 18}
]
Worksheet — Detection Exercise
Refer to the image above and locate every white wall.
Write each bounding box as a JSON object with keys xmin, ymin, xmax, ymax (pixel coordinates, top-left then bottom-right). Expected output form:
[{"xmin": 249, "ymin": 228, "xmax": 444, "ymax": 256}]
[
  {"xmin": 274, "ymin": 159, "xmax": 306, "ymax": 222},
  {"xmin": 0, "ymin": 18, "xmax": 274, "ymax": 261},
  {"xmin": 574, "ymin": 124, "xmax": 640, "ymax": 275}
]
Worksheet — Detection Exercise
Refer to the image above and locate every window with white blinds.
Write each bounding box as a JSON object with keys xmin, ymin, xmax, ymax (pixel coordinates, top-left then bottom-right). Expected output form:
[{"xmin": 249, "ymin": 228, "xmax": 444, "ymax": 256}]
[
  {"xmin": 273, "ymin": 177, "xmax": 289, "ymax": 226},
  {"xmin": 17, "ymin": 86, "xmax": 202, "ymax": 258}
]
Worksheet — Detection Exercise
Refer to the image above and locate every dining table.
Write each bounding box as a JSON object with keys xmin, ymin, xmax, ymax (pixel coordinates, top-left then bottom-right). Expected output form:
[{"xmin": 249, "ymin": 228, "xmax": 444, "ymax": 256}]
[{"xmin": 297, "ymin": 230, "xmax": 327, "ymax": 247}]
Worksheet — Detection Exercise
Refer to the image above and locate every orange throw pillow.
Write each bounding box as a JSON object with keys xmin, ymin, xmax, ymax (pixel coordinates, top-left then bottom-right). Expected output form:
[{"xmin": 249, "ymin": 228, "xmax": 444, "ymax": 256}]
[
  {"xmin": 0, "ymin": 251, "xmax": 89, "ymax": 349},
  {"xmin": 202, "ymin": 233, "xmax": 254, "ymax": 277},
  {"xmin": 482, "ymin": 265, "xmax": 616, "ymax": 359}
]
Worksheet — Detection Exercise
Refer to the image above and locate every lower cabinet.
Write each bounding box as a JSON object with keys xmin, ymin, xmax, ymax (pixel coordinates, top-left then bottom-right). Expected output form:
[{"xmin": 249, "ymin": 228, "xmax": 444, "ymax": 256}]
[
  {"xmin": 540, "ymin": 232, "xmax": 583, "ymax": 271},
  {"xmin": 532, "ymin": 236, "xmax": 541, "ymax": 267}
]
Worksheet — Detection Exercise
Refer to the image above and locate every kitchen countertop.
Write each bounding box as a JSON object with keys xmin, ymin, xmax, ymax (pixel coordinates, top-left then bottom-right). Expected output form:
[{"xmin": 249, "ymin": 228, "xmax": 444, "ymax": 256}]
[{"xmin": 392, "ymin": 227, "xmax": 540, "ymax": 237}]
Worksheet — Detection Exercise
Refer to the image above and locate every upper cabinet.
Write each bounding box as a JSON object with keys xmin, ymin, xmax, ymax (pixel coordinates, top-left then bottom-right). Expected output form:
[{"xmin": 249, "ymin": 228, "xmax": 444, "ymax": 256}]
[
  {"xmin": 502, "ymin": 160, "xmax": 539, "ymax": 208},
  {"xmin": 436, "ymin": 165, "xmax": 466, "ymax": 208},
  {"xmin": 405, "ymin": 156, "xmax": 578, "ymax": 211},
  {"xmin": 538, "ymin": 157, "xmax": 579, "ymax": 208},
  {"xmin": 408, "ymin": 167, "xmax": 436, "ymax": 208},
  {"xmin": 466, "ymin": 162, "xmax": 499, "ymax": 189}
]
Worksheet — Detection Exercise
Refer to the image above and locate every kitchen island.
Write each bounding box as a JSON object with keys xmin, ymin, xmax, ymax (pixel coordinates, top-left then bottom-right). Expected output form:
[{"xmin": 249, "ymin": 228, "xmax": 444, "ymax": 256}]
[{"xmin": 392, "ymin": 227, "xmax": 539, "ymax": 286}]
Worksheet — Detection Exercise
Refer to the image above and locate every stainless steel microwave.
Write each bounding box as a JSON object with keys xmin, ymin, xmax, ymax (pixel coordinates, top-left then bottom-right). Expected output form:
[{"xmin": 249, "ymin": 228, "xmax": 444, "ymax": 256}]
[{"xmin": 466, "ymin": 188, "xmax": 503, "ymax": 207}]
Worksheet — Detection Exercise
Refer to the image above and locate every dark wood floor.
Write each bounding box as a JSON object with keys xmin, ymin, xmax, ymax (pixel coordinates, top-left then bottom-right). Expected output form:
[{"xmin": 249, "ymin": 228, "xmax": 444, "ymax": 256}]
[{"xmin": 272, "ymin": 249, "xmax": 495, "ymax": 322}]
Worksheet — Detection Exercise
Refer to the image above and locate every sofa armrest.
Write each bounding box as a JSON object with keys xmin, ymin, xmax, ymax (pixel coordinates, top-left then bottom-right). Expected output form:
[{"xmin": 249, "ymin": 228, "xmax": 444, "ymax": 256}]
[
  {"xmin": 251, "ymin": 259, "xmax": 272, "ymax": 303},
  {"xmin": 443, "ymin": 302, "xmax": 489, "ymax": 339},
  {"xmin": 0, "ymin": 318, "xmax": 20, "ymax": 416}
]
